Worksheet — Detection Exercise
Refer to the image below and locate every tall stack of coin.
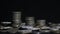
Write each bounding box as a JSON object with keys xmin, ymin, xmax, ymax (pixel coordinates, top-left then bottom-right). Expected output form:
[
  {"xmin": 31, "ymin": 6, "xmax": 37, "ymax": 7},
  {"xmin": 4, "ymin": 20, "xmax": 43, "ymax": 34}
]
[
  {"xmin": 12, "ymin": 11, "xmax": 21, "ymax": 28},
  {"xmin": 9, "ymin": 11, "xmax": 22, "ymax": 33}
]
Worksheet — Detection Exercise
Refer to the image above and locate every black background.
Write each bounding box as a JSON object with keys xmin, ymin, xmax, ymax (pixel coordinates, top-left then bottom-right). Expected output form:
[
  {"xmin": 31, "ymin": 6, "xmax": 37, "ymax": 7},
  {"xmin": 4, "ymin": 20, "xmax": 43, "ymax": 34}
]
[
  {"xmin": 0, "ymin": 0, "xmax": 59, "ymax": 34},
  {"xmin": 1, "ymin": 0, "xmax": 59, "ymax": 23}
]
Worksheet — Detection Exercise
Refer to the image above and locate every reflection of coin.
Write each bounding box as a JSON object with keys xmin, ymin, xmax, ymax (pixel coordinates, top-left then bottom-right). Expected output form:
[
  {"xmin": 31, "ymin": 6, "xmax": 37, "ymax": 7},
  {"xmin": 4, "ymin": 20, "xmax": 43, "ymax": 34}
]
[
  {"xmin": 56, "ymin": 30, "xmax": 60, "ymax": 33},
  {"xmin": 0, "ymin": 30, "xmax": 8, "ymax": 32},
  {"xmin": 51, "ymin": 30, "xmax": 60, "ymax": 34},
  {"xmin": 8, "ymin": 28, "xmax": 18, "ymax": 33}
]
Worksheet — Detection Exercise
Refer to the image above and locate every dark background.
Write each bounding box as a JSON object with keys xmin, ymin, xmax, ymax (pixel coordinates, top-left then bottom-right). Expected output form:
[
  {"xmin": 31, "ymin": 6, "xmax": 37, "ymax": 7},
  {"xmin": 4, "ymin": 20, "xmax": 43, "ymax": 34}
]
[
  {"xmin": 1, "ymin": 0, "xmax": 59, "ymax": 23},
  {"xmin": 0, "ymin": 0, "xmax": 59, "ymax": 34}
]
